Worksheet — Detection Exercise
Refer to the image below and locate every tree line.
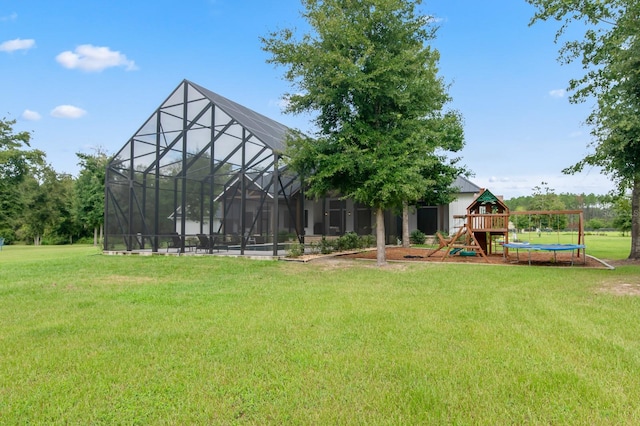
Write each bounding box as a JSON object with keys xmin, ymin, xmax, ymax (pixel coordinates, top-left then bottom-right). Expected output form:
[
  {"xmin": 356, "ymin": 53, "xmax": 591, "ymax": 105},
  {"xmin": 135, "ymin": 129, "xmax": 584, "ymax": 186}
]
[
  {"xmin": 0, "ymin": 118, "xmax": 107, "ymax": 246},
  {"xmin": 505, "ymin": 182, "xmax": 631, "ymax": 234}
]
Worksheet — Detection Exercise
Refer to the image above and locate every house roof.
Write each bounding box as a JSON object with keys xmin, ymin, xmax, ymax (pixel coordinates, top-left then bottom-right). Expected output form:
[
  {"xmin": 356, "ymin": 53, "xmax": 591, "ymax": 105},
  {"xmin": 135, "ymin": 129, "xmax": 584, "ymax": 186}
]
[
  {"xmin": 452, "ymin": 175, "xmax": 482, "ymax": 193},
  {"xmin": 188, "ymin": 80, "xmax": 293, "ymax": 153}
]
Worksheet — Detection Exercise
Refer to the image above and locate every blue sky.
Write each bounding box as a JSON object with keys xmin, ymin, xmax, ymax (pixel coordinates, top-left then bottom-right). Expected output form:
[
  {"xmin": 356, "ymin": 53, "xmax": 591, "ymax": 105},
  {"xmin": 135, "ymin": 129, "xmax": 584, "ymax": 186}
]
[{"xmin": 1, "ymin": 0, "xmax": 613, "ymax": 199}]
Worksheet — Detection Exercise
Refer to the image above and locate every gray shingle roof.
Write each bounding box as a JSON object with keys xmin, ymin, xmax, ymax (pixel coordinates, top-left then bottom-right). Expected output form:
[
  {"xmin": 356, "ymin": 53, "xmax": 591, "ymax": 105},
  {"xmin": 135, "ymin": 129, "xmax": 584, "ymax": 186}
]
[{"xmin": 452, "ymin": 175, "xmax": 482, "ymax": 193}]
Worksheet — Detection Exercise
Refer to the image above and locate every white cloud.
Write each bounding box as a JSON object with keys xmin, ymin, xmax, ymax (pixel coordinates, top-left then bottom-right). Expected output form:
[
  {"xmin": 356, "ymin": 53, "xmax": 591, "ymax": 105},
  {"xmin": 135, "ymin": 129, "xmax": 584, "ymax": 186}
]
[
  {"xmin": 424, "ymin": 15, "xmax": 444, "ymax": 24},
  {"xmin": 0, "ymin": 12, "xmax": 18, "ymax": 22},
  {"xmin": 477, "ymin": 172, "xmax": 615, "ymax": 199},
  {"xmin": 0, "ymin": 38, "xmax": 35, "ymax": 53},
  {"xmin": 549, "ymin": 89, "xmax": 566, "ymax": 98},
  {"xmin": 269, "ymin": 98, "xmax": 290, "ymax": 110},
  {"xmin": 50, "ymin": 105, "xmax": 87, "ymax": 119},
  {"xmin": 56, "ymin": 44, "xmax": 137, "ymax": 72},
  {"xmin": 269, "ymin": 93, "xmax": 307, "ymax": 111},
  {"xmin": 22, "ymin": 109, "xmax": 41, "ymax": 121}
]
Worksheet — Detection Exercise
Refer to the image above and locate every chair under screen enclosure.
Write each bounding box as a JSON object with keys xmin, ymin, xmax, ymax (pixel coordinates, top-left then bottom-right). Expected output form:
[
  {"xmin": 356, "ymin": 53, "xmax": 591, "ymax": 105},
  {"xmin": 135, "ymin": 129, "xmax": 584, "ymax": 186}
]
[
  {"xmin": 196, "ymin": 234, "xmax": 228, "ymax": 253},
  {"xmin": 167, "ymin": 233, "xmax": 195, "ymax": 252}
]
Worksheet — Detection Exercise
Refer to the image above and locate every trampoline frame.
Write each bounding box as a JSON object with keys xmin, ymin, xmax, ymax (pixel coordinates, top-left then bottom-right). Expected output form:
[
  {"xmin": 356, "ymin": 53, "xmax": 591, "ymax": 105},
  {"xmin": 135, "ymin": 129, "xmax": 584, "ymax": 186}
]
[{"xmin": 502, "ymin": 243, "xmax": 586, "ymax": 266}]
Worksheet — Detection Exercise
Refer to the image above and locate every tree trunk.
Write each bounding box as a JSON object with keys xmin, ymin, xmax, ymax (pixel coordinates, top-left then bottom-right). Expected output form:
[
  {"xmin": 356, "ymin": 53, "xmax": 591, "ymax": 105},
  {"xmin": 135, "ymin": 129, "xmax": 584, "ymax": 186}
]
[
  {"xmin": 375, "ymin": 206, "xmax": 387, "ymax": 266},
  {"xmin": 629, "ymin": 176, "xmax": 640, "ymax": 259},
  {"xmin": 94, "ymin": 226, "xmax": 98, "ymax": 246},
  {"xmin": 402, "ymin": 201, "xmax": 410, "ymax": 248}
]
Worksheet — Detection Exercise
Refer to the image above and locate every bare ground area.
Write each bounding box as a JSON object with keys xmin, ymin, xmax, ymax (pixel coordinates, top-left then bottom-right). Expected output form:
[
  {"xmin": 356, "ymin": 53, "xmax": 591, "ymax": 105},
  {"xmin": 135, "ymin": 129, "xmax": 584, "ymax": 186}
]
[
  {"xmin": 337, "ymin": 246, "xmax": 606, "ymax": 268},
  {"xmin": 291, "ymin": 247, "xmax": 640, "ymax": 295}
]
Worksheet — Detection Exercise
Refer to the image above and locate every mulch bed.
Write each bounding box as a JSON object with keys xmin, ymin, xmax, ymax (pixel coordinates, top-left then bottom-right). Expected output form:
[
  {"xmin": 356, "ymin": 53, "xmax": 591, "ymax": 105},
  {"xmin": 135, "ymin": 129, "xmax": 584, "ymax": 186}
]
[{"xmin": 339, "ymin": 246, "xmax": 608, "ymax": 268}]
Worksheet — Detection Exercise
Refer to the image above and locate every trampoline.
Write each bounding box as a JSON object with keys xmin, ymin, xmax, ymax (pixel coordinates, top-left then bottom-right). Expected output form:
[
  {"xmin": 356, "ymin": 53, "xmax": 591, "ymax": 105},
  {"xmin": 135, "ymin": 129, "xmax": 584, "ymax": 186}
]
[{"xmin": 503, "ymin": 243, "xmax": 586, "ymax": 266}]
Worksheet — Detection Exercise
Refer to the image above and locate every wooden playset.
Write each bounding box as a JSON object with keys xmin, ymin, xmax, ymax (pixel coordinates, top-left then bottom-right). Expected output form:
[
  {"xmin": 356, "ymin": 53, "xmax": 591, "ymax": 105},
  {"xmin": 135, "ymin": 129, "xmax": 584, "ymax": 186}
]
[
  {"xmin": 428, "ymin": 188, "xmax": 508, "ymax": 262},
  {"xmin": 427, "ymin": 188, "xmax": 585, "ymax": 263}
]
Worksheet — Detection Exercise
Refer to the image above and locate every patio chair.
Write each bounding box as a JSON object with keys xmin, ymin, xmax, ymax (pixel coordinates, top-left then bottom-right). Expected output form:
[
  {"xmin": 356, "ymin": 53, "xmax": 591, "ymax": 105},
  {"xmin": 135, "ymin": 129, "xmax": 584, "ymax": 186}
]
[
  {"xmin": 196, "ymin": 234, "xmax": 212, "ymax": 253},
  {"xmin": 244, "ymin": 231, "xmax": 256, "ymax": 245},
  {"xmin": 166, "ymin": 233, "xmax": 195, "ymax": 252},
  {"xmin": 135, "ymin": 233, "xmax": 146, "ymax": 250}
]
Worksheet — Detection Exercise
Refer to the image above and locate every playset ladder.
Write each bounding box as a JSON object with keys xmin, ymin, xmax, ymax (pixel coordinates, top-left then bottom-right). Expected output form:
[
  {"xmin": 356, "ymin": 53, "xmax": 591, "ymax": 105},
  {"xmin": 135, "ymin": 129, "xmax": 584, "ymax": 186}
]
[{"xmin": 440, "ymin": 223, "xmax": 489, "ymax": 262}]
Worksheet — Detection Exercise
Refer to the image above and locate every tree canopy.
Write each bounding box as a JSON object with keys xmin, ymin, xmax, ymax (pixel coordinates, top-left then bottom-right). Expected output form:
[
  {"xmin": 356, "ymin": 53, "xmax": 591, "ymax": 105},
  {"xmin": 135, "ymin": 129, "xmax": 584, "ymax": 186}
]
[
  {"xmin": 527, "ymin": 0, "xmax": 640, "ymax": 258},
  {"xmin": 0, "ymin": 118, "xmax": 45, "ymax": 242},
  {"xmin": 0, "ymin": 117, "xmax": 107, "ymax": 245},
  {"xmin": 262, "ymin": 0, "xmax": 464, "ymax": 264},
  {"xmin": 74, "ymin": 150, "xmax": 108, "ymax": 245}
]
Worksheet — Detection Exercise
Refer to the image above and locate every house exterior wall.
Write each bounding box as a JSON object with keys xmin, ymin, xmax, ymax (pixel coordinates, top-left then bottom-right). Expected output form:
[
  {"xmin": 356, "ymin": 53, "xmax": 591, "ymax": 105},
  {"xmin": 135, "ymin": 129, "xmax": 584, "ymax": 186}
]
[
  {"xmin": 408, "ymin": 208, "xmax": 418, "ymax": 231},
  {"xmin": 448, "ymin": 192, "xmax": 478, "ymax": 235},
  {"xmin": 301, "ymin": 192, "xmax": 475, "ymax": 241}
]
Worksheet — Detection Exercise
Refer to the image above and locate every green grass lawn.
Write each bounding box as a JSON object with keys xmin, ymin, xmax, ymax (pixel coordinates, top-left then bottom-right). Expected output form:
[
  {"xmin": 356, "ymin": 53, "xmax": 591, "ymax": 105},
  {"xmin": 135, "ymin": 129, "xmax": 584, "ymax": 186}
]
[{"xmin": 1, "ymin": 242, "xmax": 640, "ymax": 424}]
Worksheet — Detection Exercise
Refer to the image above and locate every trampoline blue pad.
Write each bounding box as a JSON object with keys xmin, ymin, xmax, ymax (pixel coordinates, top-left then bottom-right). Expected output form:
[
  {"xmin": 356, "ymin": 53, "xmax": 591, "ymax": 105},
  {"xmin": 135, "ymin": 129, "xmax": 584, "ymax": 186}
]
[{"xmin": 503, "ymin": 243, "xmax": 585, "ymax": 251}]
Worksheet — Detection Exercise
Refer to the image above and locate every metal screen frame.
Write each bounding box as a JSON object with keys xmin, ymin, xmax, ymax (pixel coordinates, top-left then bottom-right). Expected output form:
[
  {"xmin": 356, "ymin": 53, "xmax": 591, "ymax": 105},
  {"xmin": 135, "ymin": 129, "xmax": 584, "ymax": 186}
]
[{"xmin": 105, "ymin": 80, "xmax": 303, "ymax": 255}]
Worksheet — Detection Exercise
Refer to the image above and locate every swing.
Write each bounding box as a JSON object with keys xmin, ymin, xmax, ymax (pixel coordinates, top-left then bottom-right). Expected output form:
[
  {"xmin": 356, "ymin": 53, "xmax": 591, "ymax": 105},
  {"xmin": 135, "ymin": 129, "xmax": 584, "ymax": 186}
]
[{"xmin": 570, "ymin": 214, "xmax": 575, "ymax": 244}]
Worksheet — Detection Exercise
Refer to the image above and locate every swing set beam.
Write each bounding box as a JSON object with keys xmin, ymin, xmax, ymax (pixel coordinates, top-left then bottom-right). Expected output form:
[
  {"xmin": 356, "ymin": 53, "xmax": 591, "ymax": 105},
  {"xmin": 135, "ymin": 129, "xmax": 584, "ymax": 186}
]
[{"xmin": 510, "ymin": 210, "xmax": 585, "ymax": 257}]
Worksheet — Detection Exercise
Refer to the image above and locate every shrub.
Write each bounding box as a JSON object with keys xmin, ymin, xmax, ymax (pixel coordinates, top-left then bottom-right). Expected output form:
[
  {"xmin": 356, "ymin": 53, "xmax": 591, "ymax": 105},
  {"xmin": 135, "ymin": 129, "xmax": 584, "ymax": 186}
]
[
  {"xmin": 319, "ymin": 237, "xmax": 335, "ymax": 254},
  {"xmin": 359, "ymin": 234, "xmax": 376, "ymax": 248},
  {"xmin": 0, "ymin": 228, "xmax": 15, "ymax": 245},
  {"xmin": 286, "ymin": 242, "xmax": 304, "ymax": 258},
  {"xmin": 306, "ymin": 234, "xmax": 374, "ymax": 255},
  {"xmin": 409, "ymin": 229, "xmax": 426, "ymax": 245},
  {"xmin": 336, "ymin": 232, "xmax": 360, "ymax": 251},
  {"xmin": 75, "ymin": 236, "xmax": 97, "ymax": 245},
  {"xmin": 307, "ymin": 242, "xmax": 320, "ymax": 254}
]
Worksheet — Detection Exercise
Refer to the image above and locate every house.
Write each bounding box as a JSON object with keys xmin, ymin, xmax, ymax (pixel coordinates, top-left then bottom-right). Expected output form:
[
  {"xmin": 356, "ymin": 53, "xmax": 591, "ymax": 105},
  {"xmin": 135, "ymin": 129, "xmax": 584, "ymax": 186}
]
[
  {"xmin": 302, "ymin": 175, "xmax": 480, "ymax": 243},
  {"xmin": 104, "ymin": 80, "xmax": 481, "ymax": 255}
]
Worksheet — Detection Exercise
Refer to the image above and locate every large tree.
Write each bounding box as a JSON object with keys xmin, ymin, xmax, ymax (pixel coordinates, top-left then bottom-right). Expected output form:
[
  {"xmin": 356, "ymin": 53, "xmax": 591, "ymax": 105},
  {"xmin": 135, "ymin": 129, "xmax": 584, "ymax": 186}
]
[
  {"xmin": 74, "ymin": 150, "xmax": 108, "ymax": 246},
  {"xmin": 527, "ymin": 0, "xmax": 640, "ymax": 258},
  {"xmin": 262, "ymin": 0, "xmax": 464, "ymax": 265},
  {"xmin": 0, "ymin": 118, "xmax": 45, "ymax": 243},
  {"xmin": 20, "ymin": 165, "xmax": 74, "ymax": 245}
]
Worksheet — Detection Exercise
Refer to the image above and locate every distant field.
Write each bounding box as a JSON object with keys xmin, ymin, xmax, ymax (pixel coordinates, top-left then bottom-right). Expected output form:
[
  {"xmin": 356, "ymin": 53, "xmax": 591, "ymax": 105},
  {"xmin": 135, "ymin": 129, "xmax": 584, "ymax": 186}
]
[
  {"xmin": 523, "ymin": 231, "xmax": 630, "ymax": 260},
  {"xmin": 1, "ymin": 243, "xmax": 639, "ymax": 423}
]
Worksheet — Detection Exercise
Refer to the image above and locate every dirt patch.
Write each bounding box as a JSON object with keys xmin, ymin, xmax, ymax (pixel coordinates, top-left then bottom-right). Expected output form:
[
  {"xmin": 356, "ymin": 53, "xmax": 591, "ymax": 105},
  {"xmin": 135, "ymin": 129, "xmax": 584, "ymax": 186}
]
[
  {"xmin": 597, "ymin": 280, "xmax": 640, "ymax": 296},
  {"xmin": 334, "ymin": 246, "xmax": 606, "ymax": 268},
  {"xmin": 305, "ymin": 256, "xmax": 409, "ymax": 271},
  {"xmin": 605, "ymin": 258, "xmax": 640, "ymax": 267}
]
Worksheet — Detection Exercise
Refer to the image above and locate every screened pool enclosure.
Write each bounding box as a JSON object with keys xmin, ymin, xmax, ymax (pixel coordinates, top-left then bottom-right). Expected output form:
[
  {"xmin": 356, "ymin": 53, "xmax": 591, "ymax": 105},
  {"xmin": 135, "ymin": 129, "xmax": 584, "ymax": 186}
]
[{"xmin": 104, "ymin": 80, "xmax": 304, "ymax": 255}]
